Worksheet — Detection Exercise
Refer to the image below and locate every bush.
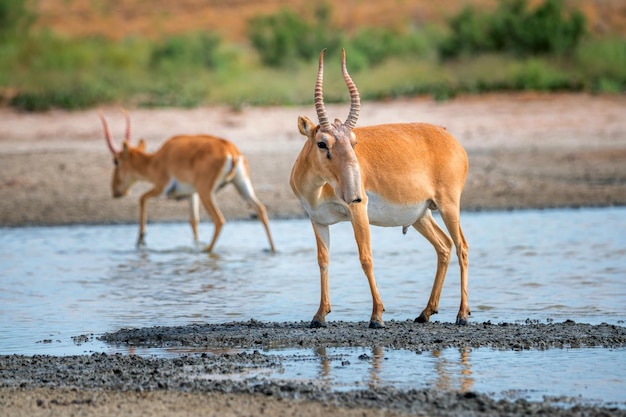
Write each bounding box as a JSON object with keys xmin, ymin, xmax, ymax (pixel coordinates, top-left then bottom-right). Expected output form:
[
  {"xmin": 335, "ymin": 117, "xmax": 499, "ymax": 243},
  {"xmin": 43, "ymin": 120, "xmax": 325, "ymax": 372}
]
[
  {"xmin": 10, "ymin": 83, "xmax": 110, "ymax": 111},
  {"xmin": 150, "ymin": 32, "xmax": 221, "ymax": 70},
  {"xmin": 575, "ymin": 37, "xmax": 626, "ymax": 93},
  {"xmin": 0, "ymin": 0, "xmax": 34, "ymax": 40},
  {"xmin": 440, "ymin": 0, "xmax": 586, "ymax": 59},
  {"xmin": 511, "ymin": 58, "xmax": 578, "ymax": 90},
  {"xmin": 247, "ymin": 5, "xmax": 340, "ymax": 67},
  {"xmin": 247, "ymin": 4, "xmax": 438, "ymax": 70},
  {"xmin": 439, "ymin": 6, "xmax": 493, "ymax": 59},
  {"xmin": 348, "ymin": 26, "xmax": 433, "ymax": 68}
]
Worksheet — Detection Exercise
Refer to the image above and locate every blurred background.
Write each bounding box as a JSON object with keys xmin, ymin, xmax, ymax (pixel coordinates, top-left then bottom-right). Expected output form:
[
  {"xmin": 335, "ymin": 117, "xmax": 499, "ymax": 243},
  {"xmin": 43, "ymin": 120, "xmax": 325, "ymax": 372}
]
[{"xmin": 1, "ymin": 0, "xmax": 624, "ymax": 112}]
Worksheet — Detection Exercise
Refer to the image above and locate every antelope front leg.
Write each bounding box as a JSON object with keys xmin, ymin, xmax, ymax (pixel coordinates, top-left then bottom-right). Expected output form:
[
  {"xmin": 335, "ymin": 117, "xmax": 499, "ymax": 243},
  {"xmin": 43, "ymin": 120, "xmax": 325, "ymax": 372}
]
[
  {"xmin": 137, "ymin": 188, "xmax": 162, "ymax": 247},
  {"xmin": 350, "ymin": 205, "xmax": 385, "ymax": 328},
  {"xmin": 311, "ymin": 221, "xmax": 331, "ymax": 328},
  {"xmin": 188, "ymin": 193, "xmax": 200, "ymax": 242}
]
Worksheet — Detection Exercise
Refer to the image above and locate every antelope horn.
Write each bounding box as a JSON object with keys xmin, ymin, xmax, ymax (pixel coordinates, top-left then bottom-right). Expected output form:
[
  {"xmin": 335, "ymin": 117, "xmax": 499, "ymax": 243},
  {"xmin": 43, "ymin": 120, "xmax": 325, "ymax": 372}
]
[
  {"xmin": 341, "ymin": 48, "xmax": 360, "ymax": 129},
  {"xmin": 121, "ymin": 108, "xmax": 132, "ymax": 142},
  {"xmin": 98, "ymin": 110, "xmax": 119, "ymax": 154},
  {"xmin": 314, "ymin": 49, "xmax": 331, "ymax": 131}
]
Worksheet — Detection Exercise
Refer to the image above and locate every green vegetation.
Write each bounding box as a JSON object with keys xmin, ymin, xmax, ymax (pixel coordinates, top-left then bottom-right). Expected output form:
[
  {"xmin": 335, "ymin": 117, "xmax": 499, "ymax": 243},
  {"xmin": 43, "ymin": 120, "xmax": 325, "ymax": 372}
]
[
  {"xmin": 0, "ymin": 0, "xmax": 624, "ymax": 111},
  {"xmin": 439, "ymin": 0, "xmax": 586, "ymax": 58}
]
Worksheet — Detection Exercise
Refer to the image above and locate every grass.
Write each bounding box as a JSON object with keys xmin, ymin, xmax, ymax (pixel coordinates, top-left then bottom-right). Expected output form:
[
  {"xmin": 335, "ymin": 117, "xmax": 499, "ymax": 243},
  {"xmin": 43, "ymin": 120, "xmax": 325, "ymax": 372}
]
[{"xmin": 0, "ymin": 5, "xmax": 624, "ymax": 111}]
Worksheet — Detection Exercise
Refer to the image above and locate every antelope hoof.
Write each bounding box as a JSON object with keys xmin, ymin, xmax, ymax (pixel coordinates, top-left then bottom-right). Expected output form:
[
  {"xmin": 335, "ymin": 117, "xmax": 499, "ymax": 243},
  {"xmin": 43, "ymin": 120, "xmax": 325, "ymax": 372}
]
[
  {"xmin": 415, "ymin": 309, "xmax": 436, "ymax": 323},
  {"xmin": 310, "ymin": 319, "xmax": 327, "ymax": 328},
  {"xmin": 369, "ymin": 319, "xmax": 385, "ymax": 329},
  {"xmin": 456, "ymin": 315, "xmax": 470, "ymax": 326},
  {"xmin": 415, "ymin": 313, "xmax": 429, "ymax": 323}
]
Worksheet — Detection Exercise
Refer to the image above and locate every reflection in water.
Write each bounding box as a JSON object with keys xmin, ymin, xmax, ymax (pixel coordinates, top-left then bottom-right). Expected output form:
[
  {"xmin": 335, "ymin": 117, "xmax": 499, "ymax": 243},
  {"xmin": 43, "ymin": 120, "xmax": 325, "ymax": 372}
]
[
  {"xmin": 460, "ymin": 347, "xmax": 473, "ymax": 392},
  {"xmin": 308, "ymin": 346, "xmax": 475, "ymax": 393},
  {"xmin": 1, "ymin": 207, "xmax": 625, "ymax": 405},
  {"xmin": 274, "ymin": 346, "xmax": 625, "ymax": 406},
  {"xmin": 368, "ymin": 346, "xmax": 384, "ymax": 389},
  {"xmin": 433, "ymin": 347, "xmax": 474, "ymax": 393},
  {"xmin": 2, "ymin": 208, "xmax": 625, "ymax": 357},
  {"xmin": 314, "ymin": 346, "xmax": 331, "ymax": 381}
]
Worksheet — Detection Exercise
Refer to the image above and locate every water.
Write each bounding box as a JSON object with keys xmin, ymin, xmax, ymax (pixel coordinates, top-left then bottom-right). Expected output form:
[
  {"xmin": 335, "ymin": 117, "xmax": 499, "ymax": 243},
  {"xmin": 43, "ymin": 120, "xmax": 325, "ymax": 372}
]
[
  {"xmin": 1, "ymin": 207, "xmax": 625, "ymax": 404},
  {"xmin": 268, "ymin": 346, "xmax": 626, "ymax": 406}
]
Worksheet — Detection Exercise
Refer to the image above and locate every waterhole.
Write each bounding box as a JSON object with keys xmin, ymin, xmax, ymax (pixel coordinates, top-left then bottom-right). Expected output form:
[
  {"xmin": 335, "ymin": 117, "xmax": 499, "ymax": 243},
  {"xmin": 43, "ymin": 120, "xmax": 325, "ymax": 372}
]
[{"xmin": 1, "ymin": 207, "xmax": 625, "ymax": 405}]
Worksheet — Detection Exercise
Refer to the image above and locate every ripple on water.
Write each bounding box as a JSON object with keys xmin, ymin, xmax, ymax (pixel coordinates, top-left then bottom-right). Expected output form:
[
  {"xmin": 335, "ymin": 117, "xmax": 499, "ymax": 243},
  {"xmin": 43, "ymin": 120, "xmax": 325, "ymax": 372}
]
[{"xmin": 0, "ymin": 208, "xmax": 625, "ymax": 405}]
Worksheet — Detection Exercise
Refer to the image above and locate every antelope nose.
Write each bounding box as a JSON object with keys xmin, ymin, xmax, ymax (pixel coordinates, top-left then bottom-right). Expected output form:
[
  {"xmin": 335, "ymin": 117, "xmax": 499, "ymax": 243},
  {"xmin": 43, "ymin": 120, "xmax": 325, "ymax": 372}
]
[{"xmin": 351, "ymin": 197, "xmax": 362, "ymax": 204}]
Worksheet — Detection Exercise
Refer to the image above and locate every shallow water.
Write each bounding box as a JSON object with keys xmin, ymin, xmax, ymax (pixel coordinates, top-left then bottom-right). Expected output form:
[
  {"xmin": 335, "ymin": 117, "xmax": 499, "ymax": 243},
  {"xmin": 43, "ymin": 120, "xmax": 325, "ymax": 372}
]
[
  {"xmin": 268, "ymin": 346, "xmax": 626, "ymax": 406},
  {"xmin": 1, "ymin": 207, "xmax": 625, "ymax": 404}
]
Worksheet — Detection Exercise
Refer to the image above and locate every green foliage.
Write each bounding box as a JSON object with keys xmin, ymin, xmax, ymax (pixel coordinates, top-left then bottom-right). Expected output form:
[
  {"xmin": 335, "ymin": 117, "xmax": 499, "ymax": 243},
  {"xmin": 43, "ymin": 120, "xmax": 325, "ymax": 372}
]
[
  {"xmin": 150, "ymin": 32, "xmax": 221, "ymax": 71},
  {"xmin": 247, "ymin": 5, "xmax": 340, "ymax": 67},
  {"xmin": 1, "ymin": 30, "xmax": 226, "ymax": 110},
  {"xmin": 246, "ymin": 4, "xmax": 437, "ymax": 70},
  {"xmin": 440, "ymin": 0, "xmax": 586, "ymax": 59},
  {"xmin": 347, "ymin": 27, "xmax": 433, "ymax": 70},
  {"xmin": 511, "ymin": 59, "xmax": 577, "ymax": 90},
  {"xmin": 10, "ymin": 82, "xmax": 110, "ymax": 112},
  {"xmin": 0, "ymin": 1, "xmax": 622, "ymax": 112},
  {"xmin": 575, "ymin": 37, "xmax": 626, "ymax": 93},
  {"xmin": 439, "ymin": 6, "xmax": 493, "ymax": 59},
  {"xmin": 0, "ymin": 0, "xmax": 35, "ymax": 40}
]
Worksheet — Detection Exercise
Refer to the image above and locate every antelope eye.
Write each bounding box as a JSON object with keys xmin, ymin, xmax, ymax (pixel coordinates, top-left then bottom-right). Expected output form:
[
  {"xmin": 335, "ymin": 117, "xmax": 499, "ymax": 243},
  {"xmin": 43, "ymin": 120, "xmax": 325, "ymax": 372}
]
[
  {"xmin": 317, "ymin": 142, "xmax": 327, "ymax": 149},
  {"xmin": 113, "ymin": 159, "xmax": 119, "ymax": 167}
]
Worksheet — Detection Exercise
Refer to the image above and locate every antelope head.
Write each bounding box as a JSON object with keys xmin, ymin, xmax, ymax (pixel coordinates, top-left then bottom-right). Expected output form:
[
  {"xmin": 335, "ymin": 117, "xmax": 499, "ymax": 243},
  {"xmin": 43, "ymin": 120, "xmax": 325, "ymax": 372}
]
[
  {"xmin": 99, "ymin": 109, "xmax": 146, "ymax": 198},
  {"xmin": 298, "ymin": 49, "xmax": 363, "ymax": 205}
]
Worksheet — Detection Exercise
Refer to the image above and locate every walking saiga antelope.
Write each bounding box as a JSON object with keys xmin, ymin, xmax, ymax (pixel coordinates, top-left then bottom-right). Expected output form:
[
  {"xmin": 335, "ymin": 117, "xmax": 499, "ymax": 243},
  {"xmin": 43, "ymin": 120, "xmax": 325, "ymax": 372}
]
[
  {"xmin": 99, "ymin": 110, "xmax": 276, "ymax": 253},
  {"xmin": 290, "ymin": 50, "xmax": 469, "ymax": 328}
]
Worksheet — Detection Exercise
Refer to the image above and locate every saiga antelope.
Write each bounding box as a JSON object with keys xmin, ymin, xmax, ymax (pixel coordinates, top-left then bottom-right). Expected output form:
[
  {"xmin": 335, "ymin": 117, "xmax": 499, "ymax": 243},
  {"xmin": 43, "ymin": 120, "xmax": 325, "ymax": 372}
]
[
  {"xmin": 99, "ymin": 110, "xmax": 276, "ymax": 253},
  {"xmin": 290, "ymin": 50, "xmax": 469, "ymax": 328}
]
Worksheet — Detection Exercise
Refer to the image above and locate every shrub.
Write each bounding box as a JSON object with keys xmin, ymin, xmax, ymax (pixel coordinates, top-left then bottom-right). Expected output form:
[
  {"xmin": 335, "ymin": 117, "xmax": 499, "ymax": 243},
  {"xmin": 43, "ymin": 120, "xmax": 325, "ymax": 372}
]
[
  {"xmin": 150, "ymin": 32, "xmax": 221, "ymax": 70},
  {"xmin": 575, "ymin": 37, "xmax": 626, "ymax": 92},
  {"xmin": 511, "ymin": 58, "xmax": 578, "ymax": 90},
  {"xmin": 0, "ymin": 0, "xmax": 34, "ymax": 40},
  {"xmin": 439, "ymin": 6, "xmax": 493, "ymax": 59},
  {"xmin": 10, "ymin": 83, "xmax": 110, "ymax": 111},
  {"xmin": 247, "ymin": 5, "xmax": 340, "ymax": 67},
  {"xmin": 440, "ymin": 0, "xmax": 586, "ymax": 59},
  {"xmin": 349, "ymin": 26, "xmax": 433, "ymax": 68}
]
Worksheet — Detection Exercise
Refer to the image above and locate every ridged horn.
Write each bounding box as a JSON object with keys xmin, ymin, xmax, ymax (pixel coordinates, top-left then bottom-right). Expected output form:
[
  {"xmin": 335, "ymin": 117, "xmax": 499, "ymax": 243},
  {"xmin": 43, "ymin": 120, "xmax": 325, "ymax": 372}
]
[
  {"xmin": 314, "ymin": 49, "xmax": 331, "ymax": 131},
  {"xmin": 341, "ymin": 48, "xmax": 360, "ymax": 129},
  {"xmin": 98, "ymin": 110, "xmax": 119, "ymax": 154}
]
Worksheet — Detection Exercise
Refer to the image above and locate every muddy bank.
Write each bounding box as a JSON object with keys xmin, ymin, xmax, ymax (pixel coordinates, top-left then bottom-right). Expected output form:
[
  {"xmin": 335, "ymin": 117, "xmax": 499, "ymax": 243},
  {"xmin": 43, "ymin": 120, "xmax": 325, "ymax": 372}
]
[
  {"xmin": 99, "ymin": 319, "xmax": 626, "ymax": 351},
  {"xmin": 1, "ymin": 93, "xmax": 626, "ymax": 227},
  {"xmin": 2, "ymin": 321, "xmax": 626, "ymax": 417}
]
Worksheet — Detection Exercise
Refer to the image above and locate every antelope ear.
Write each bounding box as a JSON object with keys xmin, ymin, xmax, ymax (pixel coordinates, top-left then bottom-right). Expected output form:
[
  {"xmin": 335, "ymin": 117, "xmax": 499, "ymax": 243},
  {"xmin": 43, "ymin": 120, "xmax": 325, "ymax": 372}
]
[
  {"xmin": 137, "ymin": 139, "xmax": 147, "ymax": 151},
  {"xmin": 298, "ymin": 115, "xmax": 315, "ymax": 138},
  {"xmin": 121, "ymin": 141, "xmax": 130, "ymax": 156}
]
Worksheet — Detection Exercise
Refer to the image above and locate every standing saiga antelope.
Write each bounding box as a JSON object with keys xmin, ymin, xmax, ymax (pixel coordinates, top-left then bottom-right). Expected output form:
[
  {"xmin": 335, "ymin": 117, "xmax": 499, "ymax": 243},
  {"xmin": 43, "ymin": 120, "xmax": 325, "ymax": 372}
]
[
  {"xmin": 99, "ymin": 110, "xmax": 276, "ymax": 253},
  {"xmin": 290, "ymin": 49, "xmax": 469, "ymax": 328}
]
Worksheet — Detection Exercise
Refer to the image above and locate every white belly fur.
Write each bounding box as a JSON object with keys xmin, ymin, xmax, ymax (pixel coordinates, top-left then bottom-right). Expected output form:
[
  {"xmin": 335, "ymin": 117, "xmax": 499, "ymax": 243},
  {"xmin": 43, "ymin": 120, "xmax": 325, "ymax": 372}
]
[
  {"xmin": 303, "ymin": 192, "xmax": 429, "ymax": 227},
  {"xmin": 366, "ymin": 192, "xmax": 430, "ymax": 227},
  {"xmin": 164, "ymin": 178, "xmax": 196, "ymax": 199}
]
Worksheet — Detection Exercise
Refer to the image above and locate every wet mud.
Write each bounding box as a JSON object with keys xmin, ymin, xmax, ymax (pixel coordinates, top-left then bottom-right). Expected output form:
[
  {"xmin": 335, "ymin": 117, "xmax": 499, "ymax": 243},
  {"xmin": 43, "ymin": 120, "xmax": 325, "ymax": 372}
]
[{"xmin": 2, "ymin": 320, "xmax": 625, "ymax": 416}]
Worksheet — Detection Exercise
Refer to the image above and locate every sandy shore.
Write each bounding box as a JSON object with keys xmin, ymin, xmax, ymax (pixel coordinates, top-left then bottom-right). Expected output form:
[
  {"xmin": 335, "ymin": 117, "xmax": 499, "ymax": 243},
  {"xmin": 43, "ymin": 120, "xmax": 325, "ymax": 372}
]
[
  {"xmin": 1, "ymin": 93, "xmax": 626, "ymax": 416},
  {"xmin": 1, "ymin": 93, "xmax": 625, "ymax": 228}
]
